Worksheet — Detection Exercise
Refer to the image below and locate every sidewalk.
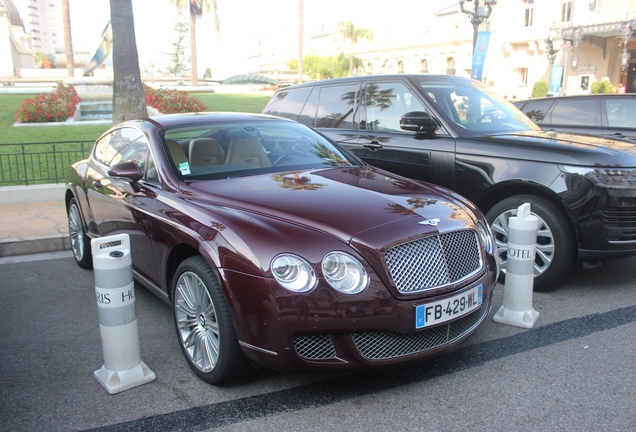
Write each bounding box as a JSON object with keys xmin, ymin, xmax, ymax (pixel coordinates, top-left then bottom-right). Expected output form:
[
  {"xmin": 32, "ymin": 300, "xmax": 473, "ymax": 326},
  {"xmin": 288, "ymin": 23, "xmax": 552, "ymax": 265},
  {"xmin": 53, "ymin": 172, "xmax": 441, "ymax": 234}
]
[{"xmin": 0, "ymin": 184, "xmax": 70, "ymax": 257}]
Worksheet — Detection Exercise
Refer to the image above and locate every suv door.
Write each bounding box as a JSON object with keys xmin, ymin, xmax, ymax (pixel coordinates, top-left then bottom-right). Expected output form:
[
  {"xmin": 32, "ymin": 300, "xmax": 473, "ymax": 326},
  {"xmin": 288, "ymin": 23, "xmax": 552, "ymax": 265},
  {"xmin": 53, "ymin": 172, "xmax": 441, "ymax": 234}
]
[
  {"xmin": 602, "ymin": 96, "xmax": 636, "ymax": 141},
  {"xmin": 347, "ymin": 79, "xmax": 457, "ymax": 189}
]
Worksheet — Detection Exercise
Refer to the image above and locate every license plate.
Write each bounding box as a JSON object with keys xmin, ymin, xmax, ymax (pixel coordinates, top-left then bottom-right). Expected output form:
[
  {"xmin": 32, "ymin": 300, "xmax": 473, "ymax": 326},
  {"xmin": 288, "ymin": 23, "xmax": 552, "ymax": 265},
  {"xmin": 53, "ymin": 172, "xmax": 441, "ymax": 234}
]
[{"xmin": 415, "ymin": 285, "xmax": 483, "ymax": 329}]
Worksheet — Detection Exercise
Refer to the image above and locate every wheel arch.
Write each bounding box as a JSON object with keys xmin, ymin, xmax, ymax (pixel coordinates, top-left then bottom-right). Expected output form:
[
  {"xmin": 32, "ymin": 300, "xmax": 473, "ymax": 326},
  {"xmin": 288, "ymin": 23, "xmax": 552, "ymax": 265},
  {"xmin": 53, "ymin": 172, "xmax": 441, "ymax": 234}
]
[{"xmin": 475, "ymin": 180, "xmax": 580, "ymax": 244}]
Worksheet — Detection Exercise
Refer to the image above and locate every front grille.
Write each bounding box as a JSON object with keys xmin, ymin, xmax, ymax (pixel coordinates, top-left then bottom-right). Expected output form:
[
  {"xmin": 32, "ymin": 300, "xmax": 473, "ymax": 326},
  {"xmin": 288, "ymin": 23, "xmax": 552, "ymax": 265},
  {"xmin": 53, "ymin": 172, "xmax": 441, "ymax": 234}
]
[
  {"xmin": 385, "ymin": 229, "xmax": 482, "ymax": 293},
  {"xmin": 603, "ymin": 208, "xmax": 636, "ymax": 241},
  {"xmin": 293, "ymin": 335, "xmax": 337, "ymax": 360},
  {"xmin": 353, "ymin": 297, "xmax": 489, "ymax": 360}
]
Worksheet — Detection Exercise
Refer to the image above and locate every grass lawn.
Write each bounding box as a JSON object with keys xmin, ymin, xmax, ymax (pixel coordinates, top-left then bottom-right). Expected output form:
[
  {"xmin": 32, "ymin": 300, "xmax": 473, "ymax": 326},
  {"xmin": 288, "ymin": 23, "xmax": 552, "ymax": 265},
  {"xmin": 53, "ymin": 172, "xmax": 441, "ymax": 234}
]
[{"xmin": 0, "ymin": 92, "xmax": 271, "ymax": 144}]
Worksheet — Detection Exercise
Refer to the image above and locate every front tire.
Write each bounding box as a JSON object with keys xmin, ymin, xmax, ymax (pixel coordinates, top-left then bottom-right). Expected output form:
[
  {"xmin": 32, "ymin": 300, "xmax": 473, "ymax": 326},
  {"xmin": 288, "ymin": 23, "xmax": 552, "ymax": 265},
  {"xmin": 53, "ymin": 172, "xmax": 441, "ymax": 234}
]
[
  {"xmin": 67, "ymin": 198, "xmax": 92, "ymax": 269},
  {"xmin": 486, "ymin": 195, "xmax": 575, "ymax": 291},
  {"xmin": 172, "ymin": 256, "xmax": 248, "ymax": 384}
]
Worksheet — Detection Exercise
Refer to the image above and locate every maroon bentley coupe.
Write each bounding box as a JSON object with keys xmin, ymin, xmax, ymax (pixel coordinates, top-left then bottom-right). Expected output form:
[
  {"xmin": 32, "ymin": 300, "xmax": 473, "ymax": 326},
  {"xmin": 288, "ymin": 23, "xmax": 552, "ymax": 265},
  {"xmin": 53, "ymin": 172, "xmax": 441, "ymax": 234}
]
[{"xmin": 66, "ymin": 112, "xmax": 498, "ymax": 384}]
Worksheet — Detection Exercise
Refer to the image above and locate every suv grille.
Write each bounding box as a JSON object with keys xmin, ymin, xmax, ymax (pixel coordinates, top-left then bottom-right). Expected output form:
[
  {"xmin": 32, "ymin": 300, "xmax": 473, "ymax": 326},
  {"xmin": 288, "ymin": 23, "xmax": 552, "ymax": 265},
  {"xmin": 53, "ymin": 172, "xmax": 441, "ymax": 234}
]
[
  {"xmin": 603, "ymin": 208, "xmax": 636, "ymax": 241},
  {"xmin": 385, "ymin": 229, "xmax": 482, "ymax": 293},
  {"xmin": 353, "ymin": 298, "xmax": 488, "ymax": 360}
]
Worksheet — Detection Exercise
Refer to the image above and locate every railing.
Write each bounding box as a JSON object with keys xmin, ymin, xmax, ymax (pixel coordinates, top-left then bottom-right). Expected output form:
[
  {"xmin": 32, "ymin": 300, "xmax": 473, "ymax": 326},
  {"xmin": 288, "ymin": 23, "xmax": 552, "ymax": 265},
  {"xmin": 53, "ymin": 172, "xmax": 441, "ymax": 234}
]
[{"xmin": 0, "ymin": 140, "xmax": 93, "ymax": 186}]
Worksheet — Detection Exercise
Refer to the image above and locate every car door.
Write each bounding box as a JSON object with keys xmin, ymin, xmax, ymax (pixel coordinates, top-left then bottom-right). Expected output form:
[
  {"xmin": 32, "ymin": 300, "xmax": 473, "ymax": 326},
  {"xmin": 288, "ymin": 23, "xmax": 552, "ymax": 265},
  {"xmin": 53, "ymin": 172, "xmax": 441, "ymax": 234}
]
[
  {"xmin": 602, "ymin": 96, "xmax": 636, "ymax": 142},
  {"xmin": 350, "ymin": 79, "xmax": 457, "ymax": 189},
  {"xmin": 89, "ymin": 127, "xmax": 159, "ymax": 283}
]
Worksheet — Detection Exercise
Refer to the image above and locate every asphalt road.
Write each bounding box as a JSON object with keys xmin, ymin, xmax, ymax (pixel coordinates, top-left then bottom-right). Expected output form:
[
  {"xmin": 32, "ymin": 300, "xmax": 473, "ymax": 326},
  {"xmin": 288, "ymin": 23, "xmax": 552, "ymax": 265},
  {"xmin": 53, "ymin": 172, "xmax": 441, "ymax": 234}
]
[{"xmin": 1, "ymin": 253, "xmax": 635, "ymax": 431}]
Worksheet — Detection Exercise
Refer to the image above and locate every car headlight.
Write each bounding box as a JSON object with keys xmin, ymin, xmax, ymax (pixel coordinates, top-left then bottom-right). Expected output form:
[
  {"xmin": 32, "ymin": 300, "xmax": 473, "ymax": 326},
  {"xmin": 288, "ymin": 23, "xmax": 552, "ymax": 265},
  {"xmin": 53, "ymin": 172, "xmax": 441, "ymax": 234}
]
[
  {"xmin": 560, "ymin": 165, "xmax": 636, "ymax": 189},
  {"xmin": 271, "ymin": 254, "xmax": 316, "ymax": 292},
  {"xmin": 476, "ymin": 221, "xmax": 494, "ymax": 255},
  {"xmin": 322, "ymin": 252, "xmax": 368, "ymax": 294}
]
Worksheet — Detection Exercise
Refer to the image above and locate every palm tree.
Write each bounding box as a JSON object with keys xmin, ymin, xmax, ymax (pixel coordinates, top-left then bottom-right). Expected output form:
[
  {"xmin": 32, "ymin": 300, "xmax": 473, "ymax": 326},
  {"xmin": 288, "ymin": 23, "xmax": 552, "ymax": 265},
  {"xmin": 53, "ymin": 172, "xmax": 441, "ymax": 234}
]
[
  {"xmin": 170, "ymin": 0, "xmax": 219, "ymax": 87},
  {"xmin": 297, "ymin": 0, "xmax": 303, "ymax": 84},
  {"xmin": 337, "ymin": 21, "xmax": 373, "ymax": 76},
  {"xmin": 61, "ymin": 0, "xmax": 73, "ymax": 77},
  {"xmin": 110, "ymin": 0, "xmax": 147, "ymax": 123}
]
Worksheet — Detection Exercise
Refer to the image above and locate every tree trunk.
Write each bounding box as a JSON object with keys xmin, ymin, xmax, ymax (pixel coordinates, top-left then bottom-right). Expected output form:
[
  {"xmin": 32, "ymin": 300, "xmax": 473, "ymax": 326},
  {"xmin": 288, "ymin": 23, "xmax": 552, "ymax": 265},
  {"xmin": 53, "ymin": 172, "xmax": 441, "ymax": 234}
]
[
  {"xmin": 297, "ymin": 0, "xmax": 303, "ymax": 84},
  {"xmin": 61, "ymin": 0, "xmax": 74, "ymax": 77},
  {"xmin": 110, "ymin": 0, "xmax": 147, "ymax": 124},
  {"xmin": 190, "ymin": 4, "xmax": 198, "ymax": 87}
]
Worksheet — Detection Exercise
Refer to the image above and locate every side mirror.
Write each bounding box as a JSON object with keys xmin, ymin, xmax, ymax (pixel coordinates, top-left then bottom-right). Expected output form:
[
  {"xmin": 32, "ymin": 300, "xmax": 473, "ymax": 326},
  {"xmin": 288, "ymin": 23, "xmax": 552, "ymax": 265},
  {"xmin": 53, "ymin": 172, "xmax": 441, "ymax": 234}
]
[
  {"xmin": 108, "ymin": 161, "xmax": 142, "ymax": 182},
  {"xmin": 400, "ymin": 111, "xmax": 438, "ymax": 134}
]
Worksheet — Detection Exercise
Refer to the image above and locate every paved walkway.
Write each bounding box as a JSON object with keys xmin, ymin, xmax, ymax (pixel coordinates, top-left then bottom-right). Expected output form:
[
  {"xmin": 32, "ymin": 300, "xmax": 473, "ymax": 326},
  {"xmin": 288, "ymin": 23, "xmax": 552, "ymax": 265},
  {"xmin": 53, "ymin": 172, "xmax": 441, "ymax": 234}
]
[{"xmin": 0, "ymin": 185, "xmax": 70, "ymax": 257}]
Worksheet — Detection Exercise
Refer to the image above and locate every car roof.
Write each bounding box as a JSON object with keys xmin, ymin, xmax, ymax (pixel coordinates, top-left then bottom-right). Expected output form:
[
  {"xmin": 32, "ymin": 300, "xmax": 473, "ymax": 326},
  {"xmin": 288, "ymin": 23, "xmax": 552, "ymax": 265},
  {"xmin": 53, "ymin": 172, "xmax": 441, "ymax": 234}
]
[
  {"xmin": 124, "ymin": 112, "xmax": 289, "ymax": 129},
  {"xmin": 277, "ymin": 74, "xmax": 471, "ymax": 91},
  {"xmin": 514, "ymin": 93, "xmax": 636, "ymax": 104}
]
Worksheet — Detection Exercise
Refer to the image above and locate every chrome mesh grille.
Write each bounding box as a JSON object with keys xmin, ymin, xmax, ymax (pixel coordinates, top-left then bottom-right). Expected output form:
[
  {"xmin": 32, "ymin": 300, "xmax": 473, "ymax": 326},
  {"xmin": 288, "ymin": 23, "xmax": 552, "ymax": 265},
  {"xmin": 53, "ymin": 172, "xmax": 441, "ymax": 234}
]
[
  {"xmin": 353, "ymin": 297, "xmax": 489, "ymax": 360},
  {"xmin": 385, "ymin": 229, "xmax": 482, "ymax": 293},
  {"xmin": 293, "ymin": 335, "xmax": 337, "ymax": 360}
]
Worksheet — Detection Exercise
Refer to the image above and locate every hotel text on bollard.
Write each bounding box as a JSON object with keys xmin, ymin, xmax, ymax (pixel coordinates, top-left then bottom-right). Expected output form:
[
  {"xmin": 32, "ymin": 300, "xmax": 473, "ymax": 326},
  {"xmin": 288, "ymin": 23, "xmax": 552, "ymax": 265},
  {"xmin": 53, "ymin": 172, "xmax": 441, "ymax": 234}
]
[
  {"xmin": 493, "ymin": 203, "xmax": 540, "ymax": 329},
  {"xmin": 91, "ymin": 233, "xmax": 155, "ymax": 394}
]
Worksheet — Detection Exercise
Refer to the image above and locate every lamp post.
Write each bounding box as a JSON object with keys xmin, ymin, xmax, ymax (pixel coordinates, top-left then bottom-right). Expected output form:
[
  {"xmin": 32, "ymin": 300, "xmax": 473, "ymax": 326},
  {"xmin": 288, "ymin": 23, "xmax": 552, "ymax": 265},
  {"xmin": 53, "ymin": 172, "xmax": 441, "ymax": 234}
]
[
  {"xmin": 546, "ymin": 23, "xmax": 563, "ymax": 65},
  {"xmin": 571, "ymin": 26, "xmax": 582, "ymax": 69},
  {"xmin": 459, "ymin": 0, "xmax": 497, "ymax": 52}
]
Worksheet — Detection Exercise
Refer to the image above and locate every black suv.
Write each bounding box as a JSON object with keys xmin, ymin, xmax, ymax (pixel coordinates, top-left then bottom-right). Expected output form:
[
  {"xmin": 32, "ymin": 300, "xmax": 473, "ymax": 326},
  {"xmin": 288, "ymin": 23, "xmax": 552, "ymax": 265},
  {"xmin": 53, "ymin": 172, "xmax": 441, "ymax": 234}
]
[
  {"xmin": 263, "ymin": 74, "xmax": 636, "ymax": 290},
  {"xmin": 513, "ymin": 94, "xmax": 636, "ymax": 142}
]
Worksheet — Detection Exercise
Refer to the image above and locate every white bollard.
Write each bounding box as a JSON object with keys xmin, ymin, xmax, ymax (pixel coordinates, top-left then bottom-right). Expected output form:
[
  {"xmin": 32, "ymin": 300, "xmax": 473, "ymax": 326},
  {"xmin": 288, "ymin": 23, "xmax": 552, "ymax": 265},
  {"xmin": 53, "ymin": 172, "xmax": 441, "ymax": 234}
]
[
  {"xmin": 91, "ymin": 234, "xmax": 155, "ymax": 394},
  {"xmin": 493, "ymin": 203, "xmax": 540, "ymax": 328}
]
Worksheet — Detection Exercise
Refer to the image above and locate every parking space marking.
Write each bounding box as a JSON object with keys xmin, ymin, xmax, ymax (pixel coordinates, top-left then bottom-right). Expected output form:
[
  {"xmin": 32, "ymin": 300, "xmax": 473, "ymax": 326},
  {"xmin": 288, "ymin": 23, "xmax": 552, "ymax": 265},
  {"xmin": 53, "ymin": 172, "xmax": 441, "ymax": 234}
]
[{"xmin": 84, "ymin": 304, "xmax": 636, "ymax": 432}]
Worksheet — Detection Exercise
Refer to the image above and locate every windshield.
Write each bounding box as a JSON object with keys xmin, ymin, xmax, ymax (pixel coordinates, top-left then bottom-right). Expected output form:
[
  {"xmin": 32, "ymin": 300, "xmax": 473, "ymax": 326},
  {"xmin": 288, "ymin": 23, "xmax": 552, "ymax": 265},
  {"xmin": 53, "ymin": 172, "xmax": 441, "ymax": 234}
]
[
  {"xmin": 161, "ymin": 120, "xmax": 360, "ymax": 181},
  {"xmin": 412, "ymin": 77, "xmax": 540, "ymax": 137}
]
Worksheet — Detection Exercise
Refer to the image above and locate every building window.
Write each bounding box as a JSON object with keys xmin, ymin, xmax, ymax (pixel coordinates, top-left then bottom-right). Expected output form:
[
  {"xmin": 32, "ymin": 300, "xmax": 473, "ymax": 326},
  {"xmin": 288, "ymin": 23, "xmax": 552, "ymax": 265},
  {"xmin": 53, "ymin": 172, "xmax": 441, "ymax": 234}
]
[
  {"xmin": 446, "ymin": 57, "xmax": 456, "ymax": 76},
  {"xmin": 420, "ymin": 59, "xmax": 429, "ymax": 73},
  {"xmin": 397, "ymin": 61, "xmax": 405, "ymax": 73},
  {"xmin": 561, "ymin": 2, "xmax": 572, "ymax": 22},
  {"xmin": 514, "ymin": 68, "xmax": 528, "ymax": 86},
  {"xmin": 523, "ymin": 0, "xmax": 534, "ymax": 27}
]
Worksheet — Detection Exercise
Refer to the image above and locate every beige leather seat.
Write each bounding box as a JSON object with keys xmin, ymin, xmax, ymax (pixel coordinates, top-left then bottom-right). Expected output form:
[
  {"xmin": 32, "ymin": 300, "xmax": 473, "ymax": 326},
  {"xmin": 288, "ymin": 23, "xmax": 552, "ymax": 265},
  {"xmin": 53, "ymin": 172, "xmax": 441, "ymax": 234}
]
[
  {"xmin": 166, "ymin": 139, "xmax": 188, "ymax": 166},
  {"xmin": 225, "ymin": 138, "xmax": 271, "ymax": 167},
  {"xmin": 189, "ymin": 138, "xmax": 225, "ymax": 167}
]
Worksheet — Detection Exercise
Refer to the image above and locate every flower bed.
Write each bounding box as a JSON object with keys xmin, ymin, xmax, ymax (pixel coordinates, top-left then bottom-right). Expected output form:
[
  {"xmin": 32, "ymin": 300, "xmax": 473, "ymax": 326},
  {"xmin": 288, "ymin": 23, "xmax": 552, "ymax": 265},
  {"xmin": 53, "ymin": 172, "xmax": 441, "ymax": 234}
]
[
  {"xmin": 14, "ymin": 84, "xmax": 81, "ymax": 123},
  {"xmin": 144, "ymin": 85, "xmax": 208, "ymax": 114}
]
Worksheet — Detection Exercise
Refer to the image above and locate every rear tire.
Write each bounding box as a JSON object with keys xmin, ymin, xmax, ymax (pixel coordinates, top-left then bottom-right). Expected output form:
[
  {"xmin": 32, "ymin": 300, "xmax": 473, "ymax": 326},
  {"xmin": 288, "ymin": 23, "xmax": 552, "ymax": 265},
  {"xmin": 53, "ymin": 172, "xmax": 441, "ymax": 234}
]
[
  {"xmin": 172, "ymin": 256, "xmax": 249, "ymax": 384},
  {"xmin": 486, "ymin": 195, "xmax": 576, "ymax": 291},
  {"xmin": 67, "ymin": 198, "xmax": 92, "ymax": 269}
]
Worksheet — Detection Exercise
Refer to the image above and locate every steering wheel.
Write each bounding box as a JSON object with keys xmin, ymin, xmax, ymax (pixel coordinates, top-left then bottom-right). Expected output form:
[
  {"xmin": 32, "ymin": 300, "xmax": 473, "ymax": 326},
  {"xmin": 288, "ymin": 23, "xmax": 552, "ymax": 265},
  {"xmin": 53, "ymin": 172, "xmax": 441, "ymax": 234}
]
[{"xmin": 273, "ymin": 150, "xmax": 304, "ymax": 166}]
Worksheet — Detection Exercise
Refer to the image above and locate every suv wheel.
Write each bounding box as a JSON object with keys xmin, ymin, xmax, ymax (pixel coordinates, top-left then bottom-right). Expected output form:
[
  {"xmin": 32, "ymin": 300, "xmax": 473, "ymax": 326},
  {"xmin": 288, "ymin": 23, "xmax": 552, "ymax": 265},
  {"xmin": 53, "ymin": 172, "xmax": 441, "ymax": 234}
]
[{"xmin": 486, "ymin": 195, "xmax": 575, "ymax": 291}]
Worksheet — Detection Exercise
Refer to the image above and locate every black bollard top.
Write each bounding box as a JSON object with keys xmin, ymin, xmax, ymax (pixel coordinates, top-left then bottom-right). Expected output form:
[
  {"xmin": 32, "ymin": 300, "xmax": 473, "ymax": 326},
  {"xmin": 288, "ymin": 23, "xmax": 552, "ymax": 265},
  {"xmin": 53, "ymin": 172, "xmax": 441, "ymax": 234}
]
[{"xmin": 109, "ymin": 251, "xmax": 124, "ymax": 258}]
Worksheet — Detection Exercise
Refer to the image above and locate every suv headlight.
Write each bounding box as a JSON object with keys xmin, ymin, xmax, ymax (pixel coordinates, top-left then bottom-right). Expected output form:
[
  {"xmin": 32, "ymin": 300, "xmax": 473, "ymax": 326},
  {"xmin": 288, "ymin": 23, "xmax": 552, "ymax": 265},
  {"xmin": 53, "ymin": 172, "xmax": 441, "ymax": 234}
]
[
  {"xmin": 271, "ymin": 254, "xmax": 316, "ymax": 292},
  {"xmin": 322, "ymin": 252, "xmax": 368, "ymax": 294},
  {"xmin": 560, "ymin": 165, "xmax": 636, "ymax": 189}
]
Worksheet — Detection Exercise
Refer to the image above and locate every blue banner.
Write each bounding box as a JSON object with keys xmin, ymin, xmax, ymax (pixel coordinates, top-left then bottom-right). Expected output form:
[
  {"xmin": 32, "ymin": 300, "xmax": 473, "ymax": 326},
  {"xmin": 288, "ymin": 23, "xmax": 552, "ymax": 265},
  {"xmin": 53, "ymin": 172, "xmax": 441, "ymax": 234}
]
[
  {"xmin": 471, "ymin": 31, "xmax": 491, "ymax": 81},
  {"xmin": 550, "ymin": 66, "xmax": 564, "ymax": 94}
]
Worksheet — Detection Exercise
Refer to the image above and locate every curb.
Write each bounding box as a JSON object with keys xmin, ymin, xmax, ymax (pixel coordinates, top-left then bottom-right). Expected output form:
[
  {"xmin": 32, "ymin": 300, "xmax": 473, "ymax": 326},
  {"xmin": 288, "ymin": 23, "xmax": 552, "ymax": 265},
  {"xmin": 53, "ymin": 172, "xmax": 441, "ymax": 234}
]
[{"xmin": 0, "ymin": 233, "xmax": 70, "ymax": 257}]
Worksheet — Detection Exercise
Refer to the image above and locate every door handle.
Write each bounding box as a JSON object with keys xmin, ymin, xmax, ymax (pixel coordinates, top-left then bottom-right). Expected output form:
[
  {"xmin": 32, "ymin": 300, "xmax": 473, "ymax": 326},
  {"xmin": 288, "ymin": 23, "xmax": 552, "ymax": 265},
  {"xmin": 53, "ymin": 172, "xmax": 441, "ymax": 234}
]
[{"xmin": 362, "ymin": 141, "xmax": 383, "ymax": 151}]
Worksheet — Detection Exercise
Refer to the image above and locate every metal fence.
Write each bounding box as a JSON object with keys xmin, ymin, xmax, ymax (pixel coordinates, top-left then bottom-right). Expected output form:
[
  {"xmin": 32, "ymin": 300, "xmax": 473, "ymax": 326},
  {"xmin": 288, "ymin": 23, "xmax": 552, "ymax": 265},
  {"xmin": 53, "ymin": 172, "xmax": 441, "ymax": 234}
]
[{"xmin": 0, "ymin": 140, "xmax": 93, "ymax": 186}]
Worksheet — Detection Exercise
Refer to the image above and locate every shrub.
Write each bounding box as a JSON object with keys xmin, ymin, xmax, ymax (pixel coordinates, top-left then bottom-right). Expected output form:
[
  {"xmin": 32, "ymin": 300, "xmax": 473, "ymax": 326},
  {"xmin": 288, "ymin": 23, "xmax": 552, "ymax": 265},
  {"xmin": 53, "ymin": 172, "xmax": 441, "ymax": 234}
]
[
  {"xmin": 144, "ymin": 85, "xmax": 208, "ymax": 114},
  {"xmin": 591, "ymin": 77, "xmax": 617, "ymax": 94},
  {"xmin": 14, "ymin": 84, "xmax": 80, "ymax": 123},
  {"xmin": 531, "ymin": 81, "xmax": 549, "ymax": 98}
]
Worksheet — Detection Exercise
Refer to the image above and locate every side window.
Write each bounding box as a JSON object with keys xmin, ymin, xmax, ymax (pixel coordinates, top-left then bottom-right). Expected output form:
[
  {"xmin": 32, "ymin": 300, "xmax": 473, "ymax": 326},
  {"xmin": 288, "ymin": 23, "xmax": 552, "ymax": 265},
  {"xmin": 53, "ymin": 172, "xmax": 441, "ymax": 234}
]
[
  {"xmin": 519, "ymin": 100, "xmax": 553, "ymax": 123},
  {"xmin": 315, "ymin": 84, "xmax": 360, "ymax": 128},
  {"xmin": 605, "ymin": 98, "xmax": 636, "ymax": 128},
  {"xmin": 263, "ymin": 88, "xmax": 312, "ymax": 121},
  {"xmin": 550, "ymin": 99, "xmax": 597, "ymax": 126},
  {"xmin": 298, "ymin": 88, "xmax": 319, "ymax": 127},
  {"xmin": 362, "ymin": 82, "xmax": 427, "ymax": 132},
  {"xmin": 145, "ymin": 153, "xmax": 159, "ymax": 185},
  {"xmin": 93, "ymin": 127, "xmax": 145, "ymax": 166}
]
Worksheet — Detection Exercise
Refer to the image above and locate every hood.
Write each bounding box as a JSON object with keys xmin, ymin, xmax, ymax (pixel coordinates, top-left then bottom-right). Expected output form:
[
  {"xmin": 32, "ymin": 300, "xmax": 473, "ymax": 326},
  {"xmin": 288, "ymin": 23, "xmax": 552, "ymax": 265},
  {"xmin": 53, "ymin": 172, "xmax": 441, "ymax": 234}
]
[
  {"xmin": 181, "ymin": 166, "xmax": 476, "ymax": 243},
  {"xmin": 464, "ymin": 130, "xmax": 636, "ymax": 167}
]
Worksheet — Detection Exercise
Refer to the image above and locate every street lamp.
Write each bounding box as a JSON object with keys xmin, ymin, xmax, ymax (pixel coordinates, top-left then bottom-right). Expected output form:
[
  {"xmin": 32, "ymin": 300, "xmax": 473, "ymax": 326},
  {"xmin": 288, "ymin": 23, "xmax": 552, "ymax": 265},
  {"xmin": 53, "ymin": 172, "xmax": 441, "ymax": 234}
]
[
  {"xmin": 546, "ymin": 23, "xmax": 563, "ymax": 65},
  {"xmin": 571, "ymin": 26, "xmax": 582, "ymax": 69},
  {"xmin": 459, "ymin": 0, "xmax": 497, "ymax": 52}
]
